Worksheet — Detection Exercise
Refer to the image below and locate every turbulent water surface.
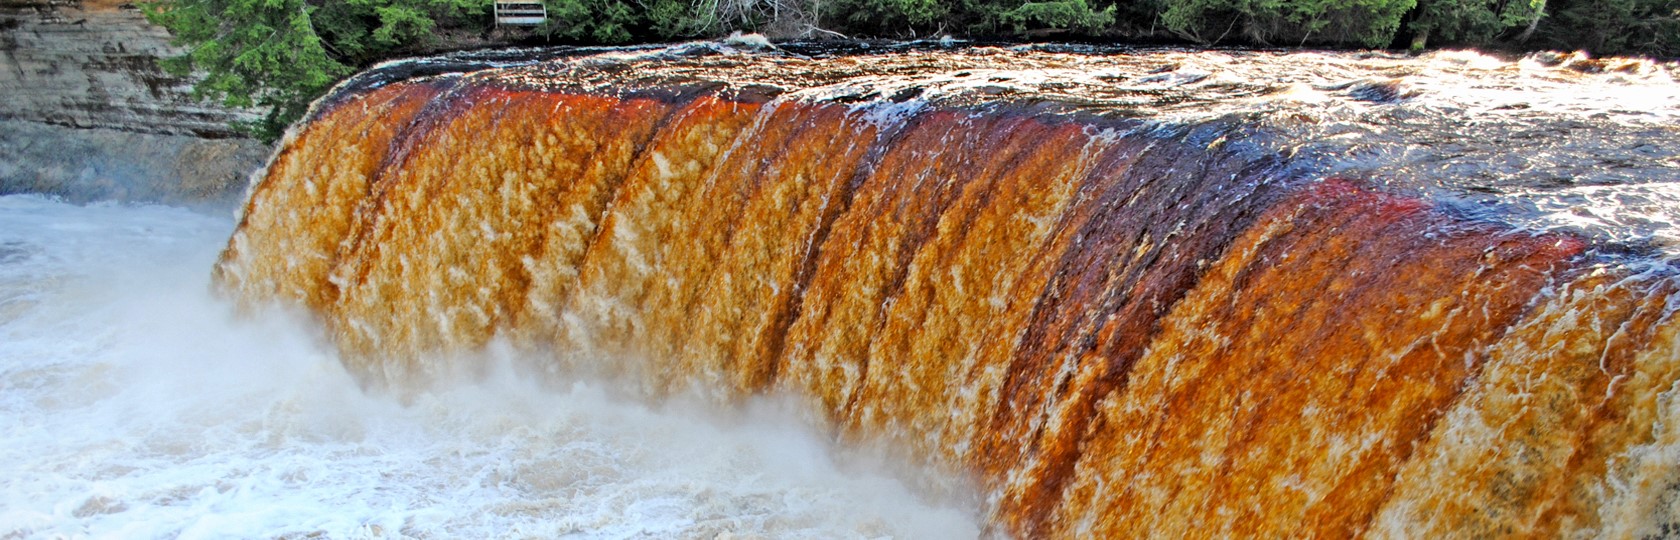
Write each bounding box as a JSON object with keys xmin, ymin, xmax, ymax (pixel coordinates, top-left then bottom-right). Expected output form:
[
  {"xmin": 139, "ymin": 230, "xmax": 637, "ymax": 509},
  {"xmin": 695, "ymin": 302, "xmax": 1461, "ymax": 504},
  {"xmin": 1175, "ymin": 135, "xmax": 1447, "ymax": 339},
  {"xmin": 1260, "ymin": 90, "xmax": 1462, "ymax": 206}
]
[
  {"xmin": 8, "ymin": 41, "xmax": 1680, "ymax": 538},
  {"xmin": 208, "ymin": 42, "xmax": 1680, "ymax": 538},
  {"xmin": 0, "ymin": 195, "xmax": 980, "ymax": 538}
]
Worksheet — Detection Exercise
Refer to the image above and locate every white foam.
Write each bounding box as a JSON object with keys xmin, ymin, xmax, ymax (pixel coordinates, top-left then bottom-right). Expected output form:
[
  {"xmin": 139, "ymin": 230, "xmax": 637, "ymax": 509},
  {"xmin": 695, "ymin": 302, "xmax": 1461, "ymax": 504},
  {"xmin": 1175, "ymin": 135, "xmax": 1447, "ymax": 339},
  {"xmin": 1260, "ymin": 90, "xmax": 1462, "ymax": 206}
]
[{"xmin": 0, "ymin": 195, "xmax": 980, "ymax": 538}]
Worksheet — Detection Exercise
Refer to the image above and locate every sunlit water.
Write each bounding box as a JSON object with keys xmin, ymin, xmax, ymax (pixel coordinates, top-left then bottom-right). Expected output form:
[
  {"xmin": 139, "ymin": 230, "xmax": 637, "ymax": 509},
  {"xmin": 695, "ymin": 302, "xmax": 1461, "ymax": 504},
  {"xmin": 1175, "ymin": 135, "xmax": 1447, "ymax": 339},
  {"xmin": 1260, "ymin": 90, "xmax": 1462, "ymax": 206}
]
[
  {"xmin": 377, "ymin": 44, "xmax": 1680, "ymax": 253},
  {"xmin": 0, "ymin": 195, "xmax": 980, "ymax": 538}
]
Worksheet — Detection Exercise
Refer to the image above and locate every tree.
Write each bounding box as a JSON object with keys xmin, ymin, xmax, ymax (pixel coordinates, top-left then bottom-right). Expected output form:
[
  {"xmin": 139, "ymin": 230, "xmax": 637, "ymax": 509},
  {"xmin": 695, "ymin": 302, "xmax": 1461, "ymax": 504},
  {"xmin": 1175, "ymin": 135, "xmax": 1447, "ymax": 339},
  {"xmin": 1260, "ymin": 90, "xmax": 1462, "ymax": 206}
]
[
  {"xmin": 312, "ymin": 0, "xmax": 490, "ymax": 63},
  {"xmin": 1530, "ymin": 0, "xmax": 1680, "ymax": 55},
  {"xmin": 982, "ymin": 0, "xmax": 1117, "ymax": 35},
  {"xmin": 536, "ymin": 0, "xmax": 642, "ymax": 42},
  {"xmin": 822, "ymin": 0, "xmax": 947, "ymax": 36},
  {"xmin": 143, "ymin": 0, "xmax": 492, "ymax": 141},
  {"xmin": 1403, "ymin": 0, "xmax": 1544, "ymax": 49},
  {"xmin": 143, "ymin": 0, "xmax": 353, "ymax": 141},
  {"xmin": 1161, "ymin": 0, "xmax": 1415, "ymax": 46}
]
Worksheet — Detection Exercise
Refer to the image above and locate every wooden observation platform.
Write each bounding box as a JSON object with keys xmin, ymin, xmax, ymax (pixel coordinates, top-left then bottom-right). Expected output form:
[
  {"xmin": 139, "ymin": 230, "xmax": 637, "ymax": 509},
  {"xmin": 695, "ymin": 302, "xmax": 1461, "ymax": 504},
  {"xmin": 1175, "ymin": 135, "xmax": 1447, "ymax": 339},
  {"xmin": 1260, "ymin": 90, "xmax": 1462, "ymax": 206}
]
[{"xmin": 494, "ymin": 1, "xmax": 547, "ymax": 25}]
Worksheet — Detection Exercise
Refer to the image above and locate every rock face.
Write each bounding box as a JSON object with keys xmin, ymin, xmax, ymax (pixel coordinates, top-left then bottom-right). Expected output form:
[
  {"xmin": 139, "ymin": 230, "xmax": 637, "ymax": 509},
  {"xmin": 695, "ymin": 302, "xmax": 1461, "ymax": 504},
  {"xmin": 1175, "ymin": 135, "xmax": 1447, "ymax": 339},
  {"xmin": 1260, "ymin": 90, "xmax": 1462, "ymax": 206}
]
[
  {"xmin": 0, "ymin": 0, "xmax": 268, "ymax": 206},
  {"xmin": 0, "ymin": 118, "xmax": 267, "ymax": 207}
]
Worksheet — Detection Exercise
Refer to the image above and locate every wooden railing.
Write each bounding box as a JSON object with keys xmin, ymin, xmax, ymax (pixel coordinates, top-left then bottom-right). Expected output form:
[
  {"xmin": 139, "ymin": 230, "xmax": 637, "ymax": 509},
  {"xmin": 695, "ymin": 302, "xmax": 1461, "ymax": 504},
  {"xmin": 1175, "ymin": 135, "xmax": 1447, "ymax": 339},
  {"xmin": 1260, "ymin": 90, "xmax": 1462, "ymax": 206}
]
[{"xmin": 493, "ymin": 1, "xmax": 546, "ymax": 25}]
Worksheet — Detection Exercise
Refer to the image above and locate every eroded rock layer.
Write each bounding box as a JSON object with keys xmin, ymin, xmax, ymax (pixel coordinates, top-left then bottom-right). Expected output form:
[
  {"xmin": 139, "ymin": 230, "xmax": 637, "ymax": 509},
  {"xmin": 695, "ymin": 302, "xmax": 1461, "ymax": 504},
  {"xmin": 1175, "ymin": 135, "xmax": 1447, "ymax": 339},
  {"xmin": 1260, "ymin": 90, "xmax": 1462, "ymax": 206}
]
[{"xmin": 0, "ymin": 1, "xmax": 266, "ymax": 205}]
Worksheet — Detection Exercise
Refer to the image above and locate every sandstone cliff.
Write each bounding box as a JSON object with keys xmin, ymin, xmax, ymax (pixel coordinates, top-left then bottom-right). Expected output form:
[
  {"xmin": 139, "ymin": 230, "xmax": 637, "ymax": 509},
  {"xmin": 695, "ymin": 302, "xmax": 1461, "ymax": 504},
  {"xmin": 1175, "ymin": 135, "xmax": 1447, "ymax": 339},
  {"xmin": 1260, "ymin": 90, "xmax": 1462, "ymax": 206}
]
[{"xmin": 0, "ymin": 0, "xmax": 268, "ymax": 207}]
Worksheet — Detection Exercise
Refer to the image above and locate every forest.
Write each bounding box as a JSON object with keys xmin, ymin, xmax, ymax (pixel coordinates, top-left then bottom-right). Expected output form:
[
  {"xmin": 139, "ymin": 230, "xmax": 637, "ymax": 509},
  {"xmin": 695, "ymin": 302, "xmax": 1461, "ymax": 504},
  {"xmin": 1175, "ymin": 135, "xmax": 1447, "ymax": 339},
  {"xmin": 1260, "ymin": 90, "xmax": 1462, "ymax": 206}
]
[{"xmin": 142, "ymin": 0, "xmax": 1679, "ymax": 140}]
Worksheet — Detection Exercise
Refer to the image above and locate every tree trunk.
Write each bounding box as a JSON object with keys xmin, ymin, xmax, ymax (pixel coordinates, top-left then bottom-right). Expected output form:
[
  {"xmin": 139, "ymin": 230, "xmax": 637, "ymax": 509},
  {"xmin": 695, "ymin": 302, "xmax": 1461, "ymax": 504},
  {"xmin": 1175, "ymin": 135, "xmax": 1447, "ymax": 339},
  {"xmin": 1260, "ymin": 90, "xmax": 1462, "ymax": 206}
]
[{"xmin": 1515, "ymin": 0, "xmax": 1545, "ymax": 42}]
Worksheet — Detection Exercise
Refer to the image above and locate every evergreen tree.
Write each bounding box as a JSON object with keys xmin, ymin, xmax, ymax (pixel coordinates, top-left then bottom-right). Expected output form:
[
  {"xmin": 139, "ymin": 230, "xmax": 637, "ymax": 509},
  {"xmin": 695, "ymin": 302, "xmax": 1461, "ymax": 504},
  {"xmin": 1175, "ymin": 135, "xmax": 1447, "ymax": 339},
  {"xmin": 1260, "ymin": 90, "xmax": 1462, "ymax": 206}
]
[
  {"xmin": 1160, "ymin": 0, "xmax": 1415, "ymax": 46},
  {"xmin": 1532, "ymin": 0, "xmax": 1679, "ymax": 55},
  {"xmin": 143, "ymin": 0, "xmax": 353, "ymax": 141},
  {"xmin": 143, "ymin": 0, "xmax": 492, "ymax": 141},
  {"xmin": 1403, "ymin": 0, "xmax": 1543, "ymax": 49},
  {"xmin": 535, "ymin": 0, "xmax": 643, "ymax": 42}
]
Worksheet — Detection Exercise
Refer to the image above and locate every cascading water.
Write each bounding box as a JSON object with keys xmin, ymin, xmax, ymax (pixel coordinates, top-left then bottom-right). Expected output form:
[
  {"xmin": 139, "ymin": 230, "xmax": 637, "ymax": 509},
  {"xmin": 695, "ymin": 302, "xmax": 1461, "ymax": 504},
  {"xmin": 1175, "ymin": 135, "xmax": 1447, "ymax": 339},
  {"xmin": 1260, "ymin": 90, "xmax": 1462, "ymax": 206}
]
[
  {"xmin": 0, "ymin": 194, "xmax": 981, "ymax": 537},
  {"xmin": 11, "ymin": 42, "xmax": 1680, "ymax": 537}
]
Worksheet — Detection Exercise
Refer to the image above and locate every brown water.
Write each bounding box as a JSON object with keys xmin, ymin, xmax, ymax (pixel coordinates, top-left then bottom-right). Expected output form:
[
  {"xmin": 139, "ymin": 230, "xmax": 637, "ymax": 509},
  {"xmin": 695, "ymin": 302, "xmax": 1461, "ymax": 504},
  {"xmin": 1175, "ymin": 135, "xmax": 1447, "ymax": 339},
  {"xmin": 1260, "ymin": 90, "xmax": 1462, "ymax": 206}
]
[{"xmin": 216, "ymin": 43, "xmax": 1680, "ymax": 537}]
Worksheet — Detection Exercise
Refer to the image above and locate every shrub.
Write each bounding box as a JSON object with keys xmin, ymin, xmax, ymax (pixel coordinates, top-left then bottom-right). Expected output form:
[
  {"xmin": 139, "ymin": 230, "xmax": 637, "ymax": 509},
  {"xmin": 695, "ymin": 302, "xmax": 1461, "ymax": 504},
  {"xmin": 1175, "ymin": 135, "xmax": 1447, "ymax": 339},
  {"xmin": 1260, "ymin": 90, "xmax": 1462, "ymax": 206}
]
[
  {"xmin": 1531, "ymin": 0, "xmax": 1680, "ymax": 55},
  {"xmin": 1161, "ymin": 0, "xmax": 1416, "ymax": 46}
]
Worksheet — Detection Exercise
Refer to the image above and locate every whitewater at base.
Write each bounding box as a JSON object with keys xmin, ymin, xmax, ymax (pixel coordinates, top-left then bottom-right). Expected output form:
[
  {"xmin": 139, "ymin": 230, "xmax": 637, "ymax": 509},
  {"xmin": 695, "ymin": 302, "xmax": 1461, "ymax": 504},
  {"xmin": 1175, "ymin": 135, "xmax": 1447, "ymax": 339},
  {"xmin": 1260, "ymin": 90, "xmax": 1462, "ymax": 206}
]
[{"xmin": 0, "ymin": 195, "xmax": 979, "ymax": 538}]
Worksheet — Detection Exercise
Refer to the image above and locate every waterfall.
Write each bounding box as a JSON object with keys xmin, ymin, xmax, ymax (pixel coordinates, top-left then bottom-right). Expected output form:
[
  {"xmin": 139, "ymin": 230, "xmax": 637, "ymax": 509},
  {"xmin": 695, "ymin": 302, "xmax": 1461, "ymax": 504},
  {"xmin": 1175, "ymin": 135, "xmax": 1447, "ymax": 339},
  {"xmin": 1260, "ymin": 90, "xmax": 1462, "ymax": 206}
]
[{"xmin": 216, "ymin": 44, "xmax": 1680, "ymax": 537}]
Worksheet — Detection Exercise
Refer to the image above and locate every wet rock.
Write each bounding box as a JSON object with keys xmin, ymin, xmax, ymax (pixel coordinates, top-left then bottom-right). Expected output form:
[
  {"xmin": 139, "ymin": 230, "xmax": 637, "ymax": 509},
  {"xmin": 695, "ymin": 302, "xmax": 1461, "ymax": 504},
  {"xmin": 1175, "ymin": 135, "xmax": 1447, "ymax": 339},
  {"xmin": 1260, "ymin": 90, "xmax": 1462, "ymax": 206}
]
[
  {"xmin": 1345, "ymin": 78, "xmax": 1416, "ymax": 102},
  {"xmin": 0, "ymin": 119, "xmax": 266, "ymax": 208}
]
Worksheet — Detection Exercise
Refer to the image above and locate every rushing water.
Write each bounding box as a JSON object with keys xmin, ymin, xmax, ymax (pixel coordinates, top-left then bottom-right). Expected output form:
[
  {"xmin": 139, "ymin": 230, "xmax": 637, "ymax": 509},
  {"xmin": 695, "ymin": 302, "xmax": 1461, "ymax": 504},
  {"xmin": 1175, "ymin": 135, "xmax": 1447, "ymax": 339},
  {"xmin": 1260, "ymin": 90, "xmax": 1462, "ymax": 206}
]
[
  {"xmin": 9, "ymin": 43, "xmax": 1680, "ymax": 538},
  {"xmin": 210, "ymin": 43, "xmax": 1680, "ymax": 537},
  {"xmin": 0, "ymin": 195, "xmax": 980, "ymax": 538}
]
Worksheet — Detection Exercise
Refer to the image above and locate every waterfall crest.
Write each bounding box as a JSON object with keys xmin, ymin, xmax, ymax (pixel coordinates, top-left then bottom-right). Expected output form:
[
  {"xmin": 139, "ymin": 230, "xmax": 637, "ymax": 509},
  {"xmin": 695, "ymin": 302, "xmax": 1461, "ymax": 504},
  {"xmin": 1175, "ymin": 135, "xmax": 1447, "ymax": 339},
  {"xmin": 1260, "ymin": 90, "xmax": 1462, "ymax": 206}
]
[{"xmin": 217, "ymin": 45, "xmax": 1680, "ymax": 537}]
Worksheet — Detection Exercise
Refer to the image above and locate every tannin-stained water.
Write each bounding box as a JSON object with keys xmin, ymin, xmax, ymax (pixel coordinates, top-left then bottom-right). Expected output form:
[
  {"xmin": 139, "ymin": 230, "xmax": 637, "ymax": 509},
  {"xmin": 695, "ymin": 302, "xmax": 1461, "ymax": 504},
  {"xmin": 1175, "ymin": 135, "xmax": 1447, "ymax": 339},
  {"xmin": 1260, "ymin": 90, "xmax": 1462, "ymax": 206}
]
[
  {"xmin": 92, "ymin": 43, "xmax": 1680, "ymax": 537},
  {"xmin": 0, "ymin": 195, "xmax": 981, "ymax": 538}
]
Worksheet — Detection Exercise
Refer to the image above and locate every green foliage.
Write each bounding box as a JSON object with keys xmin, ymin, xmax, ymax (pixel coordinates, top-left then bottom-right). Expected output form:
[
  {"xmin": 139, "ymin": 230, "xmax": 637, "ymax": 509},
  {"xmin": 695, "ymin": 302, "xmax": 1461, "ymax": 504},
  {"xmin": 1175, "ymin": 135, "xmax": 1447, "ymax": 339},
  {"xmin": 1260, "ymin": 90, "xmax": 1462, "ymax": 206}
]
[
  {"xmin": 1532, "ymin": 0, "xmax": 1680, "ymax": 55},
  {"xmin": 1403, "ymin": 0, "xmax": 1543, "ymax": 48},
  {"xmin": 143, "ymin": 0, "xmax": 353, "ymax": 141},
  {"xmin": 537, "ymin": 0, "xmax": 640, "ymax": 42},
  {"xmin": 817, "ymin": 0, "xmax": 1116, "ymax": 37},
  {"xmin": 823, "ymin": 0, "xmax": 947, "ymax": 36},
  {"xmin": 958, "ymin": 0, "xmax": 1116, "ymax": 34},
  {"xmin": 1161, "ymin": 0, "xmax": 1414, "ymax": 46},
  {"xmin": 312, "ymin": 0, "xmax": 488, "ymax": 63},
  {"xmin": 145, "ymin": 0, "xmax": 493, "ymax": 141},
  {"xmin": 998, "ymin": 0, "xmax": 1116, "ymax": 33},
  {"xmin": 645, "ymin": 0, "xmax": 701, "ymax": 37}
]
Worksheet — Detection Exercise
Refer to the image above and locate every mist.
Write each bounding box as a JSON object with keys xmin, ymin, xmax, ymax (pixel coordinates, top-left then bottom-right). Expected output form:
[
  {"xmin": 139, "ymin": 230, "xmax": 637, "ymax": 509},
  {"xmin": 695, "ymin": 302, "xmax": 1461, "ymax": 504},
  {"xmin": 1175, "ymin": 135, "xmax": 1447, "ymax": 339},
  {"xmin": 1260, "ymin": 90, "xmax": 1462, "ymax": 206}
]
[{"xmin": 0, "ymin": 194, "xmax": 981, "ymax": 538}]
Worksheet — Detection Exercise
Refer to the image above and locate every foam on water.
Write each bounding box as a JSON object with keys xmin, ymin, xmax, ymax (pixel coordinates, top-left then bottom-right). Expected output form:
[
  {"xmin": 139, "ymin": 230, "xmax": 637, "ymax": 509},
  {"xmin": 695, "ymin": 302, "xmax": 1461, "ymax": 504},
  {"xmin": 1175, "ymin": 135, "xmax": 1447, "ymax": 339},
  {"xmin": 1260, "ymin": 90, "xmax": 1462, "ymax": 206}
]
[
  {"xmin": 349, "ymin": 43, "xmax": 1679, "ymax": 254},
  {"xmin": 0, "ymin": 195, "xmax": 980, "ymax": 538}
]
